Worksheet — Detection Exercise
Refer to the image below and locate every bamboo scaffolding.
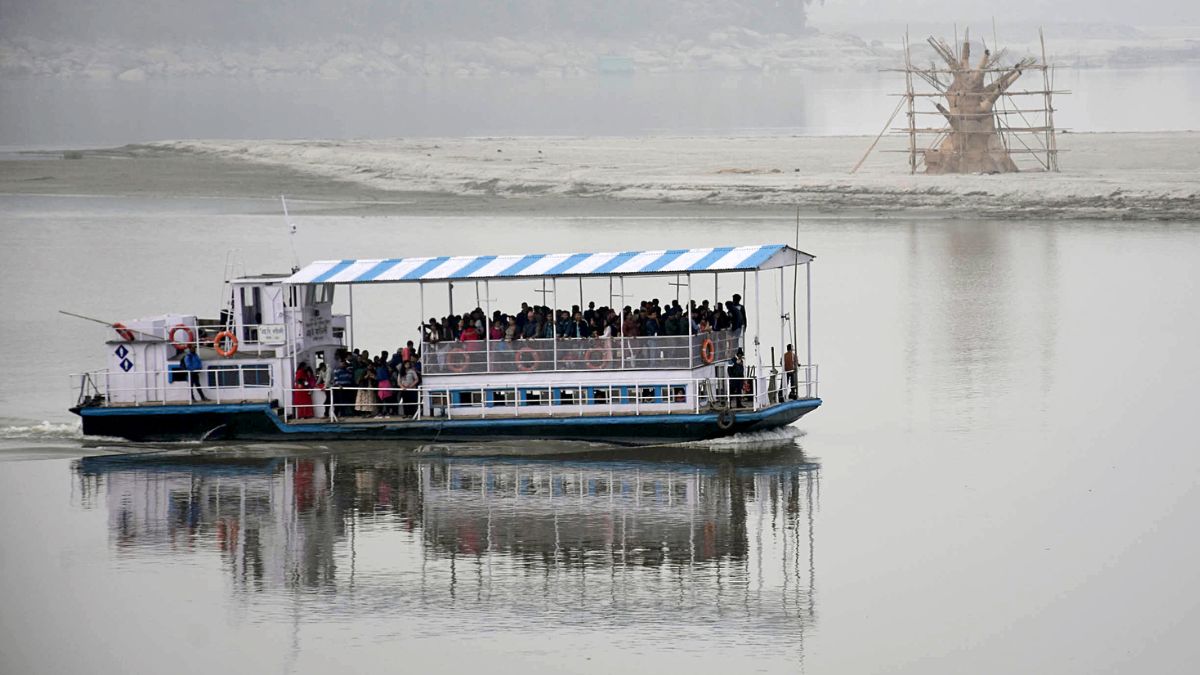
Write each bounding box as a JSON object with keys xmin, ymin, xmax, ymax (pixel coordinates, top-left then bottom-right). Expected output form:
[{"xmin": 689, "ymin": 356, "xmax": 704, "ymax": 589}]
[{"xmin": 863, "ymin": 25, "xmax": 1064, "ymax": 174}]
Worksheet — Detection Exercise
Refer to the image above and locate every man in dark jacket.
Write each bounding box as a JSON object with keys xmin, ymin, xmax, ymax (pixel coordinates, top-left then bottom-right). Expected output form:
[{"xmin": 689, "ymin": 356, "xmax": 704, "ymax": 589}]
[
  {"xmin": 727, "ymin": 350, "xmax": 746, "ymax": 408},
  {"xmin": 182, "ymin": 346, "xmax": 208, "ymax": 402}
]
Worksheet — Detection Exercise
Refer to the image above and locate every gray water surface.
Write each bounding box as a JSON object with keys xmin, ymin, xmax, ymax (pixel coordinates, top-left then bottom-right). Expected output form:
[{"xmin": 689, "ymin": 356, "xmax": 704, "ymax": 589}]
[
  {"xmin": 1, "ymin": 195, "xmax": 1199, "ymax": 673},
  {"xmin": 2, "ymin": 67, "xmax": 1197, "ymax": 147}
]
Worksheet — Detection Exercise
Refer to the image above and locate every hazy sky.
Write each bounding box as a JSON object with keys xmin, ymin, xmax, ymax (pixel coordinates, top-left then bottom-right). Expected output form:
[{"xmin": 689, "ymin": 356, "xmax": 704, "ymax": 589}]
[
  {"xmin": 2, "ymin": 0, "xmax": 1197, "ymax": 44},
  {"xmin": 808, "ymin": 0, "xmax": 1200, "ymax": 26}
]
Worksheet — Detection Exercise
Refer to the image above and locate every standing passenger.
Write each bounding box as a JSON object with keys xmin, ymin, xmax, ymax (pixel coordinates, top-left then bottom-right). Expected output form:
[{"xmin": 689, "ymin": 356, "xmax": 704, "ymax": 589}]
[
  {"xmin": 783, "ymin": 344, "xmax": 797, "ymax": 400},
  {"xmin": 182, "ymin": 346, "xmax": 208, "ymax": 402}
]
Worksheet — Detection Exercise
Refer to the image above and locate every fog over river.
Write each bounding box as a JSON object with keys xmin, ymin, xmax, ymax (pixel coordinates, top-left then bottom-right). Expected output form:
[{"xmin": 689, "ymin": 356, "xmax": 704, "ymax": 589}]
[
  {"xmin": 1, "ymin": 191, "xmax": 1198, "ymax": 673},
  {"xmin": 2, "ymin": 2, "xmax": 1199, "ymax": 672}
]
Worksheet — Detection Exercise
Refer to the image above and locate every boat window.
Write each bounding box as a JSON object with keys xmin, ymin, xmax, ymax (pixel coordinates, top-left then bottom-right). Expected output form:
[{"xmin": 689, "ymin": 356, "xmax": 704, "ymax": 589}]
[
  {"xmin": 521, "ymin": 388, "xmax": 550, "ymax": 406},
  {"xmin": 428, "ymin": 391, "xmax": 449, "ymax": 412},
  {"xmin": 488, "ymin": 389, "xmax": 516, "ymax": 407},
  {"xmin": 672, "ymin": 385, "xmax": 688, "ymax": 403},
  {"xmin": 452, "ymin": 390, "xmax": 482, "ymax": 408},
  {"xmin": 242, "ymin": 364, "xmax": 271, "ymax": 388},
  {"xmin": 207, "ymin": 365, "xmax": 240, "ymax": 389},
  {"xmin": 638, "ymin": 386, "xmax": 664, "ymax": 403},
  {"xmin": 589, "ymin": 387, "xmax": 609, "ymax": 405},
  {"xmin": 554, "ymin": 388, "xmax": 579, "ymax": 405},
  {"xmin": 240, "ymin": 286, "xmax": 262, "ymax": 341},
  {"xmin": 306, "ymin": 283, "xmax": 335, "ymax": 306}
]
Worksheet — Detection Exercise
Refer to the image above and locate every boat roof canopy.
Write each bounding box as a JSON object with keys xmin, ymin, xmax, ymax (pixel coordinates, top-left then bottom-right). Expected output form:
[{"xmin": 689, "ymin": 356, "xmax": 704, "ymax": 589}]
[{"xmin": 285, "ymin": 244, "xmax": 813, "ymax": 286}]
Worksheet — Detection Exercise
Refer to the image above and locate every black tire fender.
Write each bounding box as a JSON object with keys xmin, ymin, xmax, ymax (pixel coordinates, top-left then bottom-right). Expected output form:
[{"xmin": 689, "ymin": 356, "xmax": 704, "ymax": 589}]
[{"xmin": 716, "ymin": 409, "xmax": 736, "ymax": 431}]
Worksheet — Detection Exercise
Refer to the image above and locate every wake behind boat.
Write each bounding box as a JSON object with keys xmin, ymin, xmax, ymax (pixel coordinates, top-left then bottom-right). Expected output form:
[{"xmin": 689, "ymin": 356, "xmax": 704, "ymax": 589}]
[{"xmin": 70, "ymin": 243, "xmax": 821, "ymax": 444}]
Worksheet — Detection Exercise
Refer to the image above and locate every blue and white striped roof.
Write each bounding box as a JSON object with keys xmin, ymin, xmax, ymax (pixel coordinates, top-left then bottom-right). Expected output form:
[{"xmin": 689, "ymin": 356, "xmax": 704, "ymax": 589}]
[{"xmin": 285, "ymin": 244, "xmax": 812, "ymax": 285}]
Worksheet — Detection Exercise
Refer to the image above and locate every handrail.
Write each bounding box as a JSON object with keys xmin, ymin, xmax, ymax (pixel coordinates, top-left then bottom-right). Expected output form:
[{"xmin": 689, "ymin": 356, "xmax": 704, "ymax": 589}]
[
  {"xmin": 71, "ymin": 364, "xmax": 820, "ymax": 420},
  {"xmin": 422, "ymin": 329, "xmax": 740, "ymax": 375},
  {"xmin": 106, "ymin": 322, "xmax": 295, "ymax": 351}
]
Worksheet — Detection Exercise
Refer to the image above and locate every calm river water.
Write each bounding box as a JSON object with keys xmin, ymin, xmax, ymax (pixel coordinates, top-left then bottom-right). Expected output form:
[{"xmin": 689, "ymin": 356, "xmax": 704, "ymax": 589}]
[{"xmin": 1, "ymin": 194, "xmax": 1199, "ymax": 673}]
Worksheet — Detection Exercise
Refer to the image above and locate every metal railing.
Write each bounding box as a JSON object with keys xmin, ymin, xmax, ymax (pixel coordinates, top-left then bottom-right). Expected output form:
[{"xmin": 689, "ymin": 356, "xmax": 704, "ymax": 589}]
[
  {"xmin": 71, "ymin": 366, "xmax": 275, "ymax": 408},
  {"xmin": 422, "ymin": 330, "xmax": 740, "ymax": 375},
  {"xmin": 287, "ymin": 364, "xmax": 819, "ymax": 422},
  {"xmin": 72, "ymin": 362, "xmax": 819, "ymax": 422},
  {"xmin": 106, "ymin": 322, "xmax": 305, "ymax": 353}
]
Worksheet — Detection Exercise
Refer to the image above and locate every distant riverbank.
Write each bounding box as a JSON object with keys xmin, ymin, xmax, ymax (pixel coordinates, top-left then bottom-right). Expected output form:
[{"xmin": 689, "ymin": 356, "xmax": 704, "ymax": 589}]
[{"xmin": 4, "ymin": 131, "xmax": 1194, "ymax": 221}]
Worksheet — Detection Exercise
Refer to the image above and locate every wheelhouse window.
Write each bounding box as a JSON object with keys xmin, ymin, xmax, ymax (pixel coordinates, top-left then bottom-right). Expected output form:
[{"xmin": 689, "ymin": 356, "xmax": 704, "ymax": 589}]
[{"xmin": 305, "ymin": 283, "xmax": 335, "ymax": 306}]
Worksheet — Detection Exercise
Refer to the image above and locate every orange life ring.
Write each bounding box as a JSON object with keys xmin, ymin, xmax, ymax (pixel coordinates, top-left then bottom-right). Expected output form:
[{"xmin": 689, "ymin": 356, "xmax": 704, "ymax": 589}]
[
  {"xmin": 699, "ymin": 338, "xmax": 716, "ymax": 365},
  {"xmin": 168, "ymin": 324, "xmax": 195, "ymax": 351},
  {"xmin": 445, "ymin": 347, "xmax": 470, "ymax": 373},
  {"xmin": 112, "ymin": 322, "xmax": 135, "ymax": 342},
  {"xmin": 214, "ymin": 330, "xmax": 239, "ymax": 357},
  {"xmin": 515, "ymin": 346, "xmax": 540, "ymax": 372},
  {"xmin": 584, "ymin": 348, "xmax": 607, "ymax": 370}
]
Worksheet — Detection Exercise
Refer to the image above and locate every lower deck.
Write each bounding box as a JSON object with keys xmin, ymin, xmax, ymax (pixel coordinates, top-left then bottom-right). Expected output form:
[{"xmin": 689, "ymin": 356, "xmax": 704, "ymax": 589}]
[{"xmin": 73, "ymin": 397, "xmax": 822, "ymax": 445}]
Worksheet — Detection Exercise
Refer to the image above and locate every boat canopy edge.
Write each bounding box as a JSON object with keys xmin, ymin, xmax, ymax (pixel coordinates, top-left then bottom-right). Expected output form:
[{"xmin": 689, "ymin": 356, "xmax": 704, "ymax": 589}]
[{"xmin": 285, "ymin": 244, "xmax": 814, "ymax": 285}]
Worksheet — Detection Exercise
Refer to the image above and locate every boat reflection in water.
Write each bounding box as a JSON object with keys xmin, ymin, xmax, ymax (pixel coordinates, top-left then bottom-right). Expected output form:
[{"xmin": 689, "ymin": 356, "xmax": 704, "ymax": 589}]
[{"xmin": 74, "ymin": 441, "xmax": 819, "ymax": 646}]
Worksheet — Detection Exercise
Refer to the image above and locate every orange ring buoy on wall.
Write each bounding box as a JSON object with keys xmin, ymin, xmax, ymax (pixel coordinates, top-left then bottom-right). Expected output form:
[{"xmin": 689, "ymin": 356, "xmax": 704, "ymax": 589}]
[
  {"xmin": 168, "ymin": 324, "xmax": 195, "ymax": 351},
  {"xmin": 112, "ymin": 322, "xmax": 135, "ymax": 342},
  {"xmin": 445, "ymin": 347, "xmax": 470, "ymax": 373},
  {"xmin": 699, "ymin": 338, "xmax": 716, "ymax": 365},
  {"xmin": 214, "ymin": 330, "xmax": 239, "ymax": 357},
  {"xmin": 584, "ymin": 348, "xmax": 607, "ymax": 370},
  {"xmin": 515, "ymin": 346, "xmax": 540, "ymax": 372}
]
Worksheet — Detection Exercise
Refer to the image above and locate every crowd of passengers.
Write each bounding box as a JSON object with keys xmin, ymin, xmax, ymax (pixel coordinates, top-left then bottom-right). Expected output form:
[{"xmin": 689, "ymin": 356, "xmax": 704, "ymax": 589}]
[
  {"xmin": 292, "ymin": 344, "xmax": 423, "ymax": 420},
  {"xmin": 290, "ymin": 295, "xmax": 752, "ymax": 418},
  {"xmin": 422, "ymin": 294, "xmax": 747, "ymax": 344}
]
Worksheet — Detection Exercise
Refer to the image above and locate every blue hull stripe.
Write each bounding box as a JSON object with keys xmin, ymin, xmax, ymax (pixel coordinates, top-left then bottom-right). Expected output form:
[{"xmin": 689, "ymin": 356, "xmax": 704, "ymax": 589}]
[{"xmin": 79, "ymin": 399, "xmax": 822, "ymax": 435}]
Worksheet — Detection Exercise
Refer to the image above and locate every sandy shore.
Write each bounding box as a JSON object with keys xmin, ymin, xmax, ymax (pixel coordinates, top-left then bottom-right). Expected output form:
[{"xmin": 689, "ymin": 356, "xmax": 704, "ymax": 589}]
[{"xmin": 2, "ymin": 132, "xmax": 1198, "ymax": 220}]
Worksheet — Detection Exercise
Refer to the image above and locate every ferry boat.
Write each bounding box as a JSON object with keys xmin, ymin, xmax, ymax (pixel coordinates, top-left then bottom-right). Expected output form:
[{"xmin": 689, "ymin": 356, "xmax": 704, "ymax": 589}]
[{"xmin": 70, "ymin": 244, "xmax": 821, "ymax": 444}]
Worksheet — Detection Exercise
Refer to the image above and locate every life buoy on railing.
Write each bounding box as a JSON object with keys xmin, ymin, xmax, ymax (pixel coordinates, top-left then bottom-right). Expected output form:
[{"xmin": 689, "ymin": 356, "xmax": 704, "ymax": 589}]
[
  {"xmin": 112, "ymin": 322, "xmax": 135, "ymax": 342},
  {"xmin": 168, "ymin": 324, "xmax": 195, "ymax": 352},
  {"xmin": 583, "ymin": 348, "xmax": 607, "ymax": 370},
  {"xmin": 699, "ymin": 338, "xmax": 716, "ymax": 365},
  {"xmin": 213, "ymin": 330, "xmax": 239, "ymax": 357},
  {"xmin": 445, "ymin": 347, "xmax": 470, "ymax": 373},
  {"xmin": 515, "ymin": 346, "xmax": 540, "ymax": 372}
]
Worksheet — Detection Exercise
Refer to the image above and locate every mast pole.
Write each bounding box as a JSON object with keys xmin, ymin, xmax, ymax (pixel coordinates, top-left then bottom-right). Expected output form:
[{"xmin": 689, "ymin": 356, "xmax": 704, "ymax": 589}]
[
  {"xmin": 686, "ymin": 272, "xmax": 693, "ymax": 369},
  {"xmin": 780, "ymin": 265, "xmax": 787, "ymax": 371},
  {"xmin": 551, "ymin": 277, "xmax": 558, "ymax": 371},
  {"xmin": 754, "ymin": 270, "xmax": 762, "ymax": 409},
  {"xmin": 484, "ymin": 279, "xmax": 492, "ymax": 374},
  {"xmin": 806, "ymin": 262, "xmax": 813, "ymax": 399},
  {"xmin": 619, "ymin": 276, "xmax": 626, "ymax": 370}
]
